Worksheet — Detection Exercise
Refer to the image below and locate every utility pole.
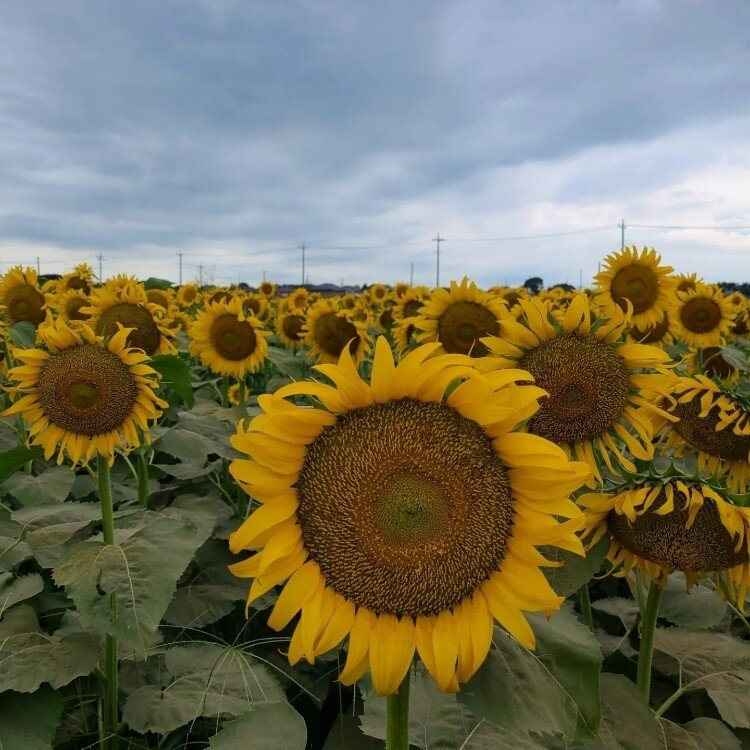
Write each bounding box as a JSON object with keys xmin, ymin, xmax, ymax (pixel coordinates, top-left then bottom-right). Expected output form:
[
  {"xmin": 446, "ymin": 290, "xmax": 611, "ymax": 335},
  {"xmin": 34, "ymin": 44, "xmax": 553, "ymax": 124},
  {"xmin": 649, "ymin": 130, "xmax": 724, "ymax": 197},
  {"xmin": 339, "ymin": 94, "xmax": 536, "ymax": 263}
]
[
  {"xmin": 176, "ymin": 251, "xmax": 183, "ymax": 285},
  {"xmin": 299, "ymin": 243, "xmax": 306, "ymax": 286},
  {"xmin": 410, "ymin": 261, "xmax": 414, "ymax": 286},
  {"xmin": 618, "ymin": 219, "xmax": 626, "ymax": 250},
  {"xmin": 36, "ymin": 256, "xmax": 40, "ymax": 274},
  {"xmin": 198, "ymin": 264, "xmax": 204, "ymax": 286},
  {"xmin": 262, "ymin": 269, "xmax": 266, "ymax": 282},
  {"xmin": 579, "ymin": 269, "xmax": 583, "ymax": 290},
  {"xmin": 97, "ymin": 253, "xmax": 104, "ymax": 282},
  {"xmin": 432, "ymin": 233, "xmax": 444, "ymax": 287}
]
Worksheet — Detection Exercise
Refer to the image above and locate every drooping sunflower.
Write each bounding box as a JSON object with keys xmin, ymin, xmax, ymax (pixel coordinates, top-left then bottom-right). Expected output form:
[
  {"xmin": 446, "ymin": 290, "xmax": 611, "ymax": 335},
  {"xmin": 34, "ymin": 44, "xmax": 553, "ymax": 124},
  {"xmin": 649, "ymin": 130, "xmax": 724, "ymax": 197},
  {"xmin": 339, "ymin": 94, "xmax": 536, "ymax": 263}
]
[
  {"xmin": 580, "ymin": 479, "xmax": 750, "ymax": 607},
  {"xmin": 683, "ymin": 347, "xmax": 741, "ymax": 383},
  {"xmin": 656, "ymin": 375, "xmax": 750, "ymax": 493},
  {"xmin": 228, "ymin": 337, "xmax": 590, "ymax": 695},
  {"xmin": 145, "ymin": 287, "xmax": 175, "ymax": 310},
  {"xmin": 189, "ymin": 296, "xmax": 270, "ymax": 377},
  {"xmin": 83, "ymin": 282, "xmax": 176, "ymax": 356},
  {"xmin": 414, "ymin": 277, "xmax": 505, "ymax": 357},
  {"xmin": 0, "ymin": 266, "xmax": 47, "ymax": 327},
  {"xmin": 628, "ymin": 312, "xmax": 671, "ymax": 345},
  {"xmin": 668, "ymin": 282, "xmax": 734, "ymax": 348},
  {"xmin": 275, "ymin": 309, "xmax": 307, "ymax": 350},
  {"xmin": 393, "ymin": 282, "xmax": 411, "ymax": 299},
  {"xmin": 303, "ymin": 299, "xmax": 371, "ymax": 365},
  {"xmin": 481, "ymin": 293, "xmax": 675, "ymax": 483},
  {"xmin": 57, "ymin": 263, "xmax": 94, "ymax": 295},
  {"xmin": 595, "ymin": 247, "xmax": 674, "ymax": 329},
  {"xmin": 2, "ymin": 320, "xmax": 166, "ymax": 466}
]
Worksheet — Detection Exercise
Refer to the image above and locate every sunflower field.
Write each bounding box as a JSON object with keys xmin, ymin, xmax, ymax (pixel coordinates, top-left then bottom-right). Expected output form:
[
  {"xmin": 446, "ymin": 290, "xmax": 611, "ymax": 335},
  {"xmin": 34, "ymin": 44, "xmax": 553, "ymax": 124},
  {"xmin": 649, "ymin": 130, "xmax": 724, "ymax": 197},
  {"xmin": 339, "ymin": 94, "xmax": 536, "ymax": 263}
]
[{"xmin": 0, "ymin": 248, "xmax": 749, "ymax": 750}]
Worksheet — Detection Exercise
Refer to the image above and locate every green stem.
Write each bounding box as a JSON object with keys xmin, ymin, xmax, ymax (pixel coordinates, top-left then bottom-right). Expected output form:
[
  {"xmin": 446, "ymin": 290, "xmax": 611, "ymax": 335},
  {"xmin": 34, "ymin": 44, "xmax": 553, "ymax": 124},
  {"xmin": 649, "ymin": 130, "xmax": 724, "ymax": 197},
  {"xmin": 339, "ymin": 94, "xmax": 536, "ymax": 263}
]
[
  {"xmin": 136, "ymin": 450, "xmax": 150, "ymax": 507},
  {"xmin": 98, "ymin": 456, "xmax": 119, "ymax": 750},
  {"xmin": 220, "ymin": 377, "xmax": 229, "ymax": 408},
  {"xmin": 238, "ymin": 379, "xmax": 247, "ymax": 405},
  {"xmin": 386, "ymin": 672, "xmax": 410, "ymax": 750},
  {"xmin": 636, "ymin": 581, "xmax": 663, "ymax": 703},
  {"xmin": 578, "ymin": 583, "xmax": 594, "ymax": 632}
]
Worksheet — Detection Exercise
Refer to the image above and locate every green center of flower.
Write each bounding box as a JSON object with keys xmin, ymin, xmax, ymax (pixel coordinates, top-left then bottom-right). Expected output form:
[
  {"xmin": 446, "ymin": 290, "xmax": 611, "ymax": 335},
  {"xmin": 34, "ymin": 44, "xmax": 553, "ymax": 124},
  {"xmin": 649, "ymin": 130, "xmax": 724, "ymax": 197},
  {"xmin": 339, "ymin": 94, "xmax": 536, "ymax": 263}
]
[
  {"xmin": 97, "ymin": 302, "xmax": 162, "ymax": 355},
  {"xmin": 437, "ymin": 302, "xmax": 499, "ymax": 357},
  {"xmin": 67, "ymin": 381, "xmax": 100, "ymax": 410},
  {"xmin": 209, "ymin": 314, "xmax": 257, "ymax": 360},
  {"xmin": 313, "ymin": 312, "xmax": 359, "ymax": 358},
  {"xmin": 610, "ymin": 265, "xmax": 660, "ymax": 314},
  {"xmin": 680, "ymin": 297, "xmax": 722, "ymax": 334}
]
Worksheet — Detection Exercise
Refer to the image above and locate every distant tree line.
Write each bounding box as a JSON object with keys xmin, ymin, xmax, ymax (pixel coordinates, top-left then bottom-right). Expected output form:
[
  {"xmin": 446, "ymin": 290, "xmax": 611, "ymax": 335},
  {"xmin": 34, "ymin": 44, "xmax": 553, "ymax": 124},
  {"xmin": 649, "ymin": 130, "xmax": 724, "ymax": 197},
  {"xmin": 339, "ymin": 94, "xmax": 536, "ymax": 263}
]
[{"xmin": 718, "ymin": 281, "xmax": 750, "ymax": 295}]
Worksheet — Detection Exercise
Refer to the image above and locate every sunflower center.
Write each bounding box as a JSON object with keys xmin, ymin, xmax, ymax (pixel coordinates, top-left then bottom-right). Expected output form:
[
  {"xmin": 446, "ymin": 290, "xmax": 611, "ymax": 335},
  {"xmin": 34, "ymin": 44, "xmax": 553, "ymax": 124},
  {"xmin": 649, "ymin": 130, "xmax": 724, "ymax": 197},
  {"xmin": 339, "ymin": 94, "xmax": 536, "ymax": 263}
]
[
  {"xmin": 403, "ymin": 300, "xmax": 422, "ymax": 318},
  {"xmin": 436, "ymin": 302, "xmax": 499, "ymax": 357},
  {"xmin": 611, "ymin": 265, "xmax": 660, "ymax": 314},
  {"xmin": 66, "ymin": 277, "xmax": 90, "ymax": 294},
  {"xmin": 281, "ymin": 314, "xmax": 305, "ymax": 342},
  {"xmin": 66, "ymin": 297, "xmax": 89, "ymax": 321},
  {"xmin": 520, "ymin": 333, "xmax": 630, "ymax": 444},
  {"xmin": 608, "ymin": 491, "xmax": 747, "ymax": 571},
  {"xmin": 673, "ymin": 398, "xmax": 750, "ymax": 461},
  {"xmin": 698, "ymin": 347, "xmax": 734, "ymax": 380},
  {"xmin": 5, "ymin": 285, "xmax": 45, "ymax": 326},
  {"xmin": 631, "ymin": 313, "xmax": 669, "ymax": 343},
  {"xmin": 209, "ymin": 314, "xmax": 257, "ymax": 360},
  {"xmin": 97, "ymin": 302, "xmax": 162, "ymax": 355},
  {"xmin": 680, "ymin": 297, "xmax": 722, "ymax": 333},
  {"xmin": 296, "ymin": 398, "xmax": 514, "ymax": 617},
  {"xmin": 37, "ymin": 345, "xmax": 138, "ymax": 436},
  {"xmin": 313, "ymin": 313, "xmax": 359, "ymax": 358}
]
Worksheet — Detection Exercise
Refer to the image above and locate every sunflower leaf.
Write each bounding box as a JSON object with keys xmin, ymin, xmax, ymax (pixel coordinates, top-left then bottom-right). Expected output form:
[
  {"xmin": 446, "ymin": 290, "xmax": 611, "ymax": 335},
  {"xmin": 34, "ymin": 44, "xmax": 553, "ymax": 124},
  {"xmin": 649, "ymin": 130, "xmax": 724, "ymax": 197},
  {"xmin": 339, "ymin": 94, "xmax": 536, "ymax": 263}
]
[
  {"xmin": 122, "ymin": 642, "xmax": 286, "ymax": 735},
  {"xmin": 543, "ymin": 535, "xmax": 609, "ymax": 597},
  {"xmin": 8, "ymin": 321, "xmax": 37, "ymax": 349},
  {"xmin": 150, "ymin": 354, "xmax": 194, "ymax": 408},
  {"xmin": 658, "ymin": 717, "xmax": 741, "ymax": 750},
  {"xmin": 142, "ymin": 277, "xmax": 174, "ymax": 290},
  {"xmin": 0, "ymin": 605, "xmax": 100, "ymax": 692},
  {"xmin": 0, "ymin": 445, "xmax": 44, "ymax": 484},
  {"xmin": 658, "ymin": 575, "xmax": 728, "ymax": 630},
  {"xmin": 53, "ymin": 499, "xmax": 216, "ymax": 649},
  {"xmin": 0, "ymin": 572, "xmax": 44, "ymax": 615},
  {"xmin": 0, "ymin": 685, "xmax": 64, "ymax": 750},
  {"xmin": 2, "ymin": 465, "xmax": 76, "ymax": 506},
  {"xmin": 208, "ymin": 703, "xmax": 307, "ymax": 749}
]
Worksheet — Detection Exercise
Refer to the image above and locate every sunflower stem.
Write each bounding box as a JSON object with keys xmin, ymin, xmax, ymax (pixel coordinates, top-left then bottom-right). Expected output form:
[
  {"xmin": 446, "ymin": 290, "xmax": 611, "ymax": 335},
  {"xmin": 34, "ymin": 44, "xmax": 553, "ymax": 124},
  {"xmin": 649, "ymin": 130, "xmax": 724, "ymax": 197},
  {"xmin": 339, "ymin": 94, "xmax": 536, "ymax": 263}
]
[
  {"xmin": 386, "ymin": 672, "xmax": 410, "ymax": 750},
  {"xmin": 238, "ymin": 379, "xmax": 247, "ymax": 405},
  {"xmin": 578, "ymin": 582, "xmax": 594, "ymax": 632},
  {"xmin": 220, "ymin": 377, "xmax": 229, "ymax": 408},
  {"xmin": 97, "ymin": 455, "xmax": 119, "ymax": 750},
  {"xmin": 636, "ymin": 581, "xmax": 663, "ymax": 704},
  {"xmin": 136, "ymin": 450, "xmax": 150, "ymax": 507}
]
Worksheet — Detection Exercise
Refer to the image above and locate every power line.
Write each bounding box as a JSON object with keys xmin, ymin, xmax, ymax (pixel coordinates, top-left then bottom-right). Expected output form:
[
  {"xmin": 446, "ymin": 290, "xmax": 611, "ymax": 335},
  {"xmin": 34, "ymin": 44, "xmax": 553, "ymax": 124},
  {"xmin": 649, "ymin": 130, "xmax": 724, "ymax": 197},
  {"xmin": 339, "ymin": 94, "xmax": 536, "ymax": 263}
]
[
  {"xmin": 628, "ymin": 223, "xmax": 750, "ymax": 230},
  {"xmin": 446, "ymin": 226, "xmax": 614, "ymax": 242}
]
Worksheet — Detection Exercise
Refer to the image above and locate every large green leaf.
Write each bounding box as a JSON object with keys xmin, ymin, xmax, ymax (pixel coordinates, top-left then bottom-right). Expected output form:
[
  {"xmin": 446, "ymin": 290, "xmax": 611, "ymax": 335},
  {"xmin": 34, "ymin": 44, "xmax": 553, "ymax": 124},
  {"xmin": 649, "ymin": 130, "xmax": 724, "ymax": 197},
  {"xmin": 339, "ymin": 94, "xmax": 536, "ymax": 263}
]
[
  {"xmin": 0, "ymin": 445, "xmax": 44, "ymax": 484},
  {"xmin": 0, "ymin": 605, "xmax": 100, "ymax": 692},
  {"xmin": 543, "ymin": 536, "xmax": 609, "ymax": 597},
  {"xmin": 658, "ymin": 574, "xmax": 728, "ymax": 629},
  {"xmin": 0, "ymin": 573, "xmax": 44, "ymax": 614},
  {"xmin": 659, "ymin": 717, "xmax": 741, "ymax": 749},
  {"xmin": 265, "ymin": 345, "xmax": 309, "ymax": 382},
  {"xmin": 0, "ymin": 685, "xmax": 63, "ymax": 750},
  {"xmin": 8, "ymin": 321, "xmax": 37, "ymax": 349},
  {"xmin": 53, "ymin": 497, "xmax": 216, "ymax": 649},
  {"xmin": 654, "ymin": 628, "xmax": 750, "ymax": 728},
  {"xmin": 208, "ymin": 702, "xmax": 307, "ymax": 749},
  {"xmin": 150, "ymin": 354, "xmax": 194, "ymax": 408},
  {"xmin": 122, "ymin": 642, "xmax": 286, "ymax": 734},
  {"xmin": 143, "ymin": 277, "xmax": 174, "ymax": 290},
  {"xmin": 459, "ymin": 608, "xmax": 602, "ymax": 740},
  {"xmin": 2, "ymin": 466, "xmax": 76, "ymax": 506},
  {"xmin": 154, "ymin": 426, "xmax": 235, "ymax": 462}
]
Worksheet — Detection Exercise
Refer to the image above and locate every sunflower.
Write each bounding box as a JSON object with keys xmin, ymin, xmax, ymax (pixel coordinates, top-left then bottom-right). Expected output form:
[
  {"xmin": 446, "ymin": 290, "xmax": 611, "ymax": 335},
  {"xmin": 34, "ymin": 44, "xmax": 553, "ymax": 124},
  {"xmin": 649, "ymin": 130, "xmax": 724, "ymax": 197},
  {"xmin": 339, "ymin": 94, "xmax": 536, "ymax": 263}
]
[
  {"xmin": 83, "ymin": 282, "xmax": 176, "ymax": 356},
  {"xmin": 55, "ymin": 289, "xmax": 91, "ymax": 323},
  {"xmin": 393, "ymin": 289, "xmax": 426, "ymax": 324},
  {"xmin": 287, "ymin": 287, "xmax": 310, "ymax": 310},
  {"xmin": 228, "ymin": 382, "xmax": 244, "ymax": 405},
  {"xmin": 368, "ymin": 284, "xmax": 389, "ymax": 303},
  {"xmin": 207, "ymin": 288, "xmax": 234, "ymax": 305},
  {"xmin": 629, "ymin": 313, "xmax": 671, "ymax": 345},
  {"xmin": 276, "ymin": 310, "xmax": 307, "ymax": 350},
  {"xmin": 580, "ymin": 480, "xmax": 750, "ymax": 607},
  {"xmin": 683, "ymin": 347, "xmax": 740, "ymax": 383},
  {"xmin": 189, "ymin": 296, "xmax": 270, "ymax": 377},
  {"xmin": 0, "ymin": 266, "xmax": 47, "ymax": 327},
  {"xmin": 414, "ymin": 278, "xmax": 505, "ymax": 357},
  {"xmin": 668, "ymin": 283, "xmax": 734, "ymax": 348},
  {"xmin": 674, "ymin": 272, "xmax": 700, "ymax": 294},
  {"xmin": 57, "ymin": 264, "xmax": 94, "ymax": 295},
  {"xmin": 303, "ymin": 299, "xmax": 371, "ymax": 365},
  {"xmin": 228, "ymin": 337, "xmax": 590, "ymax": 695},
  {"xmin": 481, "ymin": 293, "xmax": 675, "ymax": 483},
  {"xmin": 392, "ymin": 318, "xmax": 420, "ymax": 358},
  {"xmin": 259, "ymin": 280, "xmax": 277, "ymax": 298},
  {"xmin": 242, "ymin": 294, "xmax": 269, "ymax": 321},
  {"xmin": 393, "ymin": 282, "xmax": 411, "ymax": 299},
  {"xmin": 595, "ymin": 247, "xmax": 674, "ymax": 329},
  {"xmin": 145, "ymin": 287, "xmax": 174, "ymax": 310},
  {"xmin": 105, "ymin": 274, "xmax": 140, "ymax": 292},
  {"xmin": 656, "ymin": 375, "xmax": 750, "ymax": 493},
  {"xmin": 2, "ymin": 320, "xmax": 166, "ymax": 466},
  {"xmin": 176, "ymin": 283, "xmax": 200, "ymax": 308}
]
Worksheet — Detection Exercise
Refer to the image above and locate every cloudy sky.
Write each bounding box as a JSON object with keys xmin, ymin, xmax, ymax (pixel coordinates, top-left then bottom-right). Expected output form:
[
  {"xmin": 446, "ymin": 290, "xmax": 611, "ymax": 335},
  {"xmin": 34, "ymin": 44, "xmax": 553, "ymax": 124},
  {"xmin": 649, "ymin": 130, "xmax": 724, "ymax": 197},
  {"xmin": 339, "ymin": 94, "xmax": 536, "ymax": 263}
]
[{"xmin": 2, "ymin": 0, "xmax": 749, "ymax": 288}]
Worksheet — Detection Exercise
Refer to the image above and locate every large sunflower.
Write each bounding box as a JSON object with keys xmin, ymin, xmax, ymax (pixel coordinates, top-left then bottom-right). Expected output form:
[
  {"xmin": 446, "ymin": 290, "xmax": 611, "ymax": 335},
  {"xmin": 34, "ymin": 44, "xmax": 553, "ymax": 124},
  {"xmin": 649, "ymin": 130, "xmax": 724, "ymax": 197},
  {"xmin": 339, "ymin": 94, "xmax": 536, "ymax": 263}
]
[
  {"xmin": 580, "ymin": 479, "xmax": 750, "ymax": 607},
  {"xmin": 83, "ymin": 282, "xmax": 176, "ymax": 355},
  {"xmin": 303, "ymin": 299, "xmax": 371, "ymax": 365},
  {"xmin": 668, "ymin": 282, "xmax": 734, "ymax": 348},
  {"xmin": 656, "ymin": 375, "xmax": 750, "ymax": 493},
  {"xmin": 595, "ymin": 247, "xmax": 673, "ymax": 329},
  {"xmin": 481, "ymin": 293, "xmax": 675, "ymax": 483},
  {"xmin": 414, "ymin": 277, "xmax": 505, "ymax": 357},
  {"xmin": 3, "ymin": 320, "xmax": 166, "ymax": 466},
  {"xmin": 228, "ymin": 337, "xmax": 590, "ymax": 695},
  {"xmin": 189, "ymin": 296, "xmax": 270, "ymax": 377},
  {"xmin": 0, "ymin": 266, "xmax": 47, "ymax": 327}
]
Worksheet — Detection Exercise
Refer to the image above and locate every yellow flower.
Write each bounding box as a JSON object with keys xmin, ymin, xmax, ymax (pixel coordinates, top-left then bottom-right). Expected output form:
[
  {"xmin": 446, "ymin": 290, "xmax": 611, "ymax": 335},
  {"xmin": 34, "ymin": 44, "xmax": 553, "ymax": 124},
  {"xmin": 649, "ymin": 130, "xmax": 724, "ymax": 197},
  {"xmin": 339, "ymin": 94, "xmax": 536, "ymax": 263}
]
[
  {"xmin": 595, "ymin": 247, "xmax": 673, "ymax": 329},
  {"xmin": 303, "ymin": 299, "xmax": 371, "ymax": 365},
  {"xmin": 0, "ymin": 266, "xmax": 47, "ymax": 327},
  {"xmin": 275, "ymin": 310, "xmax": 307, "ymax": 350},
  {"xmin": 189, "ymin": 296, "xmax": 270, "ymax": 377},
  {"xmin": 668, "ymin": 283, "xmax": 734, "ymax": 348},
  {"xmin": 53, "ymin": 289, "xmax": 91, "ymax": 323},
  {"xmin": 3, "ymin": 320, "xmax": 166, "ymax": 466},
  {"xmin": 176, "ymin": 283, "xmax": 200, "ymax": 308},
  {"xmin": 414, "ymin": 277, "xmax": 506, "ymax": 357},
  {"xmin": 228, "ymin": 337, "xmax": 590, "ymax": 695},
  {"xmin": 482, "ymin": 293, "xmax": 675, "ymax": 483},
  {"xmin": 580, "ymin": 480, "xmax": 750, "ymax": 607}
]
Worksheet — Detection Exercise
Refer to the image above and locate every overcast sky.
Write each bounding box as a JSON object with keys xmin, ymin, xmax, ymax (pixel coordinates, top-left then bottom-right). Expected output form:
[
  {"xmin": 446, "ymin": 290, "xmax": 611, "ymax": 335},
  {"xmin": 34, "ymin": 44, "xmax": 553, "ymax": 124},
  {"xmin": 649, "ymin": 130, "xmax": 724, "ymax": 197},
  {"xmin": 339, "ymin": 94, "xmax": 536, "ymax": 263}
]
[{"xmin": 2, "ymin": 0, "xmax": 749, "ymax": 288}]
